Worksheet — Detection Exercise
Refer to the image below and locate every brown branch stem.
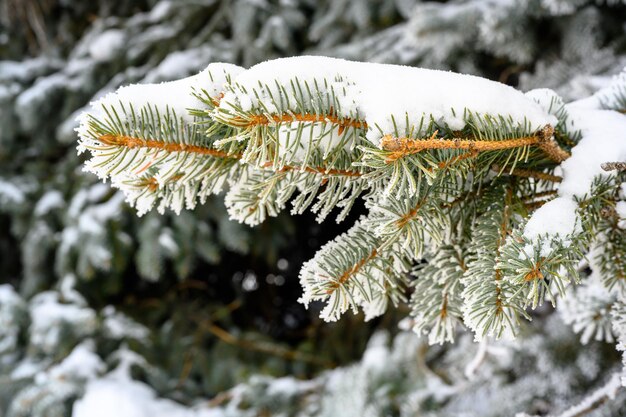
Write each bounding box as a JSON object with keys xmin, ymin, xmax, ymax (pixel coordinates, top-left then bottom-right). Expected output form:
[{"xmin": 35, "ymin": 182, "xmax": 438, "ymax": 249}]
[
  {"xmin": 381, "ymin": 125, "xmax": 570, "ymax": 164},
  {"xmin": 233, "ymin": 111, "xmax": 368, "ymax": 133},
  {"xmin": 99, "ymin": 134, "xmax": 236, "ymax": 159},
  {"xmin": 326, "ymin": 248, "xmax": 378, "ymax": 293},
  {"xmin": 98, "ymin": 134, "xmax": 363, "ymax": 179}
]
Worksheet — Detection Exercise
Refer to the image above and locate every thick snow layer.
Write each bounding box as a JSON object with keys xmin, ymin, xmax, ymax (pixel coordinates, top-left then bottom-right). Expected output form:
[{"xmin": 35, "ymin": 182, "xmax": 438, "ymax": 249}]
[
  {"xmin": 77, "ymin": 62, "xmax": 244, "ymax": 139},
  {"xmin": 524, "ymin": 198, "xmax": 581, "ymax": 240},
  {"xmin": 559, "ymin": 107, "xmax": 626, "ymax": 199},
  {"xmin": 523, "ymin": 101, "xmax": 626, "ymax": 240},
  {"xmin": 220, "ymin": 56, "xmax": 556, "ymax": 144}
]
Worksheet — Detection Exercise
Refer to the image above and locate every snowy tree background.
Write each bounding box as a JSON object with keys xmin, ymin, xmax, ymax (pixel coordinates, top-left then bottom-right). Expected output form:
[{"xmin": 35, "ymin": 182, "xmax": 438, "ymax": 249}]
[{"xmin": 1, "ymin": 0, "xmax": 626, "ymax": 416}]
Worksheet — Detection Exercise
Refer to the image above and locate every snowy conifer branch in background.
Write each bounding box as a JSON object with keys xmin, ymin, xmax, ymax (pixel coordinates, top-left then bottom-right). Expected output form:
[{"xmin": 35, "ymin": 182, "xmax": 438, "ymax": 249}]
[{"xmin": 78, "ymin": 56, "xmax": 626, "ymax": 382}]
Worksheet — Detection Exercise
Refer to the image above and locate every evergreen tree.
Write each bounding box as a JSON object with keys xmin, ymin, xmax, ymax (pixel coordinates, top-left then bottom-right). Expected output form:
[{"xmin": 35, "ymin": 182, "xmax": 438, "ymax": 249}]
[
  {"xmin": 2, "ymin": 1, "xmax": 626, "ymax": 416},
  {"xmin": 77, "ymin": 52, "xmax": 626, "ymax": 356}
]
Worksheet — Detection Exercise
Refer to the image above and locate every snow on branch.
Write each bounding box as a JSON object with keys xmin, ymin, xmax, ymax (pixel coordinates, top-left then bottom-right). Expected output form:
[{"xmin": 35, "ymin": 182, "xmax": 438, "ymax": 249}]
[{"xmin": 76, "ymin": 57, "xmax": 626, "ymax": 346}]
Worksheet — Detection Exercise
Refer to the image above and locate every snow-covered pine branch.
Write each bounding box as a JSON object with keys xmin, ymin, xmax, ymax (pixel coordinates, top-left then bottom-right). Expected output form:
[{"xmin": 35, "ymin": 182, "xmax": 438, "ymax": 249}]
[
  {"xmin": 77, "ymin": 63, "xmax": 244, "ymax": 215},
  {"xmin": 78, "ymin": 57, "xmax": 626, "ymax": 369}
]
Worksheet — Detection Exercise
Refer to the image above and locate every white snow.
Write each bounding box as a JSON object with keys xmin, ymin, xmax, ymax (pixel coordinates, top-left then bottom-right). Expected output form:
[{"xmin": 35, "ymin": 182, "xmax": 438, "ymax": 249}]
[
  {"xmin": 16, "ymin": 73, "xmax": 67, "ymax": 131},
  {"xmin": 523, "ymin": 91, "xmax": 626, "ymax": 241},
  {"xmin": 617, "ymin": 200, "xmax": 626, "ymax": 229},
  {"xmin": 60, "ymin": 274, "xmax": 89, "ymax": 306},
  {"xmin": 523, "ymin": 198, "xmax": 581, "ymax": 240},
  {"xmin": 616, "ymin": 201, "xmax": 626, "ymax": 218},
  {"xmin": 525, "ymin": 88, "xmax": 565, "ymax": 114},
  {"xmin": 265, "ymin": 376, "xmax": 314, "ymax": 397},
  {"xmin": 29, "ymin": 292, "xmax": 97, "ymax": 354},
  {"xmin": 34, "ymin": 190, "xmax": 64, "ymax": 216},
  {"xmin": 148, "ymin": 1, "xmax": 174, "ymax": 22},
  {"xmin": 77, "ymin": 62, "xmax": 244, "ymax": 142},
  {"xmin": 11, "ymin": 358, "xmax": 46, "ymax": 379},
  {"xmin": 42, "ymin": 341, "xmax": 105, "ymax": 383},
  {"xmin": 89, "ymin": 30, "xmax": 126, "ymax": 62},
  {"xmin": 73, "ymin": 347, "xmax": 223, "ymax": 417},
  {"xmin": 0, "ymin": 285, "xmax": 24, "ymax": 355},
  {"xmin": 0, "ymin": 178, "xmax": 26, "ymax": 206},
  {"xmin": 0, "ymin": 283, "xmax": 21, "ymax": 304},
  {"xmin": 558, "ymin": 107, "xmax": 626, "ymax": 199},
  {"xmin": 554, "ymin": 373, "xmax": 622, "ymax": 417},
  {"xmin": 361, "ymin": 332, "xmax": 390, "ymax": 373},
  {"xmin": 142, "ymin": 46, "xmax": 229, "ymax": 83},
  {"xmin": 597, "ymin": 67, "xmax": 626, "ymax": 110},
  {"xmin": 220, "ymin": 56, "xmax": 556, "ymax": 145},
  {"xmin": 102, "ymin": 306, "xmax": 150, "ymax": 340}
]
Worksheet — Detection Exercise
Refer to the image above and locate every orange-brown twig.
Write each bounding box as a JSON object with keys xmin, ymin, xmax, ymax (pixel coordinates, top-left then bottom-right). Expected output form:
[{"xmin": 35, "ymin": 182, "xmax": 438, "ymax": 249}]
[
  {"xmin": 232, "ymin": 112, "xmax": 367, "ymax": 134},
  {"xmin": 138, "ymin": 173, "xmax": 184, "ymax": 192},
  {"xmin": 99, "ymin": 134, "xmax": 363, "ymax": 179},
  {"xmin": 99, "ymin": 134, "xmax": 236, "ymax": 159},
  {"xmin": 396, "ymin": 200, "xmax": 425, "ymax": 228},
  {"xmin": 326, "ymin": 248, "xmax": 378, "ymax": 293},
  {"xmin": 524, "ymin": 259, "xmax": 544, "ymax": 281},
  {"xmin": 381, "ymin": 125, "xmax": 569, "ymax": 164}
]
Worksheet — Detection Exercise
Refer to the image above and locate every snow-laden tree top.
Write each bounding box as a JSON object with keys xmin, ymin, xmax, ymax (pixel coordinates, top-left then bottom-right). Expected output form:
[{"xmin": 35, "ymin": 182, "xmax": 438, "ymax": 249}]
[{"xmin": 77, "ymin": 57, "xmax": 626, "ymax": 380}]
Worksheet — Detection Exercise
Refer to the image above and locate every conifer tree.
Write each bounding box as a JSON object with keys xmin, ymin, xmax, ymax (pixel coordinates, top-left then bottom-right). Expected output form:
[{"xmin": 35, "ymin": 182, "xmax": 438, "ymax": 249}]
[
  {"xmin": 3, "ymin": 1, "xmax": 626, "ymax": 416},
  {"xmin": 78, "ymin": 55, "xmax": 626, "ymax": 365}
]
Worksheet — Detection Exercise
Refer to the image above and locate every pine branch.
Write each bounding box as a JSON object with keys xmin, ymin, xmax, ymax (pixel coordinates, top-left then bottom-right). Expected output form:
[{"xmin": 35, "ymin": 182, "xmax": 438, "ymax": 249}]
[
  {"xmin": 224, "ymin": 169, "xmax": 289, "ymax": 226},
  {"xmin": 462, "ymin": 183, "xmax": 529, "ymax": 339},
  {"xmin": 75, "ymin": 57, "xmax": 626, "ymax": 349},
  {"xmin": 410, "ymin": 245, "xmax": 467, "ymax": 344},
  {"xmin": 78, "ymin": 101, "xmax": 242, "ymax": 215},
  {"xmin": 359, "ymin": 114, "xmax": 567, "ymax": 197},
  {"xmin": 368, "ymin": 182, "xmax": 448, "ymax": 259},
  {"xmin": 299, "ymin": 220, "xmax": 409, "ymax": 321},
  {"xmin": 97, "ymin": 134, "xmax": 236, "ymax": 160},
  {"xmin": 227, "ymin": 111, "xmax": 367, "ymax": 132},
  {"xmin": 592, "ymin": 175, "xmax": 626, "ymax": 292},
  {"xmin": 499, "ymin": 174, "xmax": 624, "ymax": 310}
]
